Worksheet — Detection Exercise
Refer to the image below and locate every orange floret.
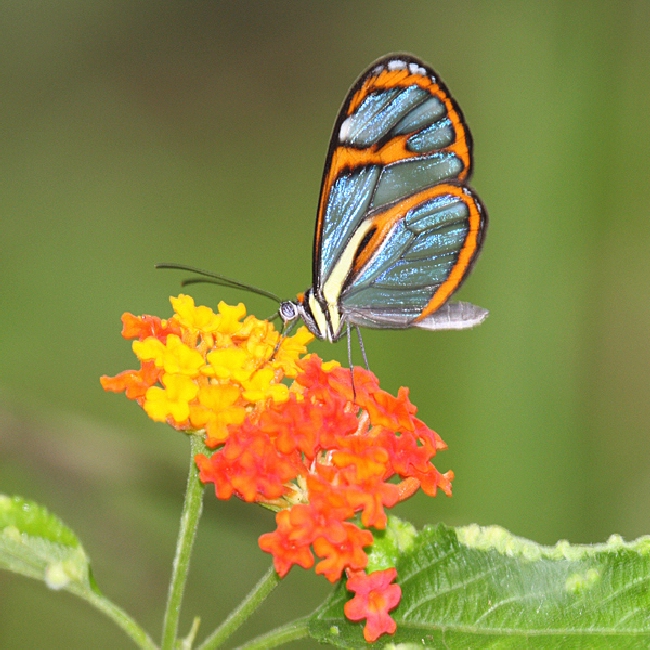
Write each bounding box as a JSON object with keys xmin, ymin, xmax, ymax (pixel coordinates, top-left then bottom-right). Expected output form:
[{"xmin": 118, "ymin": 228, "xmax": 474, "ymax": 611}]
[{"xmin": 344, "ymin": 567, "xmax": 401, "ymax": 642}]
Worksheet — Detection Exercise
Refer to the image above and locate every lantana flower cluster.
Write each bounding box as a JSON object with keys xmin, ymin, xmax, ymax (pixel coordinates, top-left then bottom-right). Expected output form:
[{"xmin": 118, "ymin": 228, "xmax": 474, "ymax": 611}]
[{"xmin": 102, "ymin": 295, "xmax": 453, "ymax": 643}]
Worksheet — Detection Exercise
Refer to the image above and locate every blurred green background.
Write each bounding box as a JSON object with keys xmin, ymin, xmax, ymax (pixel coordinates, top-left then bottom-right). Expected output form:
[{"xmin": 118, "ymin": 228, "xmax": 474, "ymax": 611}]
[{"xmin": 1, "ymin": 1, "xmax": 649, "ymax": 647}]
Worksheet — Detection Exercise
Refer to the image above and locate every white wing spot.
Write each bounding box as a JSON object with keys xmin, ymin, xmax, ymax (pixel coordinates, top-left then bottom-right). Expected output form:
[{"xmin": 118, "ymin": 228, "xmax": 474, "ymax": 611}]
[
  {"xmin": 339, "ymin": 116, "xmax": 351, "ymax": 142},
  {"xmin": 387, "ymin": 59, "xmax": 407, "ymax": 71},
  {"xmin": 408, "ymin": 62, "xmax": 426, "ymax": 76}
]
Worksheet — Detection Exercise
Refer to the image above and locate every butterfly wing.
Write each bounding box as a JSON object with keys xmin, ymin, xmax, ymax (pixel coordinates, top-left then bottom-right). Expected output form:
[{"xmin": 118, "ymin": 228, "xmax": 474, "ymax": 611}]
[
  {"xmin": 344, "ymin": 301, "xmax": 489, "ymax": 331},
  {"xmin": 313, "ymin": 54, "xmax": 487, "ymax": 332}
]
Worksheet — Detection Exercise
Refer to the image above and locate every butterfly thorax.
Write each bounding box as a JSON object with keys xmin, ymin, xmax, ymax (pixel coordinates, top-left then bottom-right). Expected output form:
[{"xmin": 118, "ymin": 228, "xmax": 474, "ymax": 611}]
[{"xmin": 280, "ymin": 289, "xmax": 344, "ymax": 343}]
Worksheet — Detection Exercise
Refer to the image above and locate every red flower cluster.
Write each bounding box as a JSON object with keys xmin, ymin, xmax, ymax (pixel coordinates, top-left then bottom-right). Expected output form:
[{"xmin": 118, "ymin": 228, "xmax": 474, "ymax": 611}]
[{"xmin": 196, "ymin": 354, "xmax": 453, "ymax": 641}]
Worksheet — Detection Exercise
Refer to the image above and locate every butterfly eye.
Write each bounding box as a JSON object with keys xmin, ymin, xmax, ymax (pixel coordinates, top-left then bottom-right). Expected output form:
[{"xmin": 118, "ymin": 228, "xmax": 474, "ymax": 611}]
[{"xmin": 279, "ymin": 301, "xmax": 299, "ymax": 323}]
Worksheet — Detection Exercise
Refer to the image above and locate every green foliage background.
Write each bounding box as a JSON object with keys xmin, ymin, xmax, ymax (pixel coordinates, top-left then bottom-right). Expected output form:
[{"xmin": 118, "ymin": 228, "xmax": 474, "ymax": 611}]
[{"xmin": 1, "ymin": 2, "xmax": 649, "ymax": 647}]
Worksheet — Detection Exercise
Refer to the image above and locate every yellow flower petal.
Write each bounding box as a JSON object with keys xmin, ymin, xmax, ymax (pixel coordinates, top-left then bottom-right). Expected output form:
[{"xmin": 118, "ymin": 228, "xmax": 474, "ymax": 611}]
[
  {"xmin": 265, "ymin": 383, "xmax": 290, "ymax": 403},
  {"xmin": 171, "ymin": 294, "xmax": 222, "ymax": 334},
  {"xmin": 206, "ymin": 347, "xmax": 250, "ymax": 381},
  {"xmin": 198, "ymin": 383, "xmax": 241, "ymax": 410},
  {"xmin": 278, "ymin": 326, "xmax": 315, "ymax": 358},
  {"xmin": 241, "ymin": 368, "xmax": 288, "ymax": 403},
  {"xmin": 189, "ymin": 383, "xmax": 247, "ymax": 442},
  {"xmin": 272, "ymin": 327, "xmax": 317, "ymax": 377},
  {"xmin": 144, "ymin": 373, "xmax": 199, "ymax": 423},
  {"xmin": 216, "ymin": 301, "xmax": 246, "ymax": 335},
  {"xmin": 143, "ymin": 386, "xmax": 169, "ymax": 421},
  {"xmin": 163, "ymin": 335, "xmax": 205, "ymax": 376},
  {"xmin": 164, "ymin": 372, "xmax": 200, "ymax": 401},
  {"xmin": 205, "ymin": 408, "xmax": 247, "ymax": 445},
  {"xmin": 133, "ymin": 337, "xmax": 166, "ymax": 367}
]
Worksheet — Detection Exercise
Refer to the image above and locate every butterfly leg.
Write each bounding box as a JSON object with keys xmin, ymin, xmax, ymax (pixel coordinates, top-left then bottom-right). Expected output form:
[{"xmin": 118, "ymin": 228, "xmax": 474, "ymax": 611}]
[
  {"xmin": 354, "ymin": 325, "xmax": 370, "ymax": 371},
  {"xmin": 346, "ymin": 321, "xmax": 358, "ymax": 401}
]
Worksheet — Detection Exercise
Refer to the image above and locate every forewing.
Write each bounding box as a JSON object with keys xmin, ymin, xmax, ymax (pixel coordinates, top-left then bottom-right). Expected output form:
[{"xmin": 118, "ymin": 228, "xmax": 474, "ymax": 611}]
[{"xmin": 314, "ymin": 55, "xmax": 474, "ymax": 291}]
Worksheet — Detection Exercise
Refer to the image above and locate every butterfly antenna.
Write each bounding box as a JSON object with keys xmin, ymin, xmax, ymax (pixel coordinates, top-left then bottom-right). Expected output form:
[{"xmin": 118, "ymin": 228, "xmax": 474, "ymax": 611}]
[{"xmin": 156, "ymin": 263, "xmax": 281, "ymax": 303}]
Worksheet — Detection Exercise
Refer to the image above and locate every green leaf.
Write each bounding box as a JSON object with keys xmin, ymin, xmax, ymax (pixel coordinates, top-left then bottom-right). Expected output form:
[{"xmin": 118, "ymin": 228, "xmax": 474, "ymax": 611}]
[
  {"xmin": 309, "ymin": 521, "xmax": 650, "ymax": 648},
  {"xmin": 0, "ymin": 495, "xmax": 159, "ymax": 648},
  {"xmin": 0, "ymin": 494, "xmax": 92, "ymax": 593}
]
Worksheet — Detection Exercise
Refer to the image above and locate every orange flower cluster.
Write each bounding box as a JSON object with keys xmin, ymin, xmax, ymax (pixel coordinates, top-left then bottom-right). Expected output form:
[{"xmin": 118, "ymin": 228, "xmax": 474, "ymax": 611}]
[{"xmin": 102, "ymin": 297, "xmax": 453, "ymax": 642}]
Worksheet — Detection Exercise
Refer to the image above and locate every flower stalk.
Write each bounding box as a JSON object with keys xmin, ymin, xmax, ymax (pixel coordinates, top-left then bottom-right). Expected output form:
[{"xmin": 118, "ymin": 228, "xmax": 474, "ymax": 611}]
[
  {"xmin": 161, "ymin": 433, "xmax": 207, "ymax": 650},
  {"xmin": 196, "ymin": 564, "xmax": 280, "ymax": 650},
  {"xmin": 229, "ymin": 617, "xmax": 311, "ymax": 650}
]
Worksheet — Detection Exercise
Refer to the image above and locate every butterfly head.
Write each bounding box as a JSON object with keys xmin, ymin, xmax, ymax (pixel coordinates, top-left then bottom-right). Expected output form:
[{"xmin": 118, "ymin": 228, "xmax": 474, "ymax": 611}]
[
  {"xmin": 278, "ymin": 299, "xmax": 300, "ymax": 325},
  {"xmin": 279, "ymin": 289, "xmax": 343, "ymax": 343}
]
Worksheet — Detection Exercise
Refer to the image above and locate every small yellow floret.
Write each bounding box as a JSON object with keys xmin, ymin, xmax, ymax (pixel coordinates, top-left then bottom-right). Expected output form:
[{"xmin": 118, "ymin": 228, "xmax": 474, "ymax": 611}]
[
  {"xmin": 189, "ymin": 383, "xmax": 247, "ymax": 444},
  {"xmin": 198, "ymin": 383, "xmax": 241, "ymax": 412},
  {"xmin": 216, "ymin": 301, "xmax": 247, "ymax": 335},
  {"xmin": 206, "ymin": 347, "xmax": 253, "ymax": 382},
  {"xmin": 171, "ymin": 294, "xmax": 222, "ymax": 334},
  {"xmin": 133, "ymin": 337, "xmax": 166, "ymax": 366},
  {"xmin": 144, "ymin": 373, "xmax": 199, "ymax": 423},
  {"xmin": 161, "ymin": 335, "xmax": 205, "ymax": 376},
  {"xmin": 273, "ymin": 327, "xmax": 316, "ymax": 377},
  {"xmin": 242, "ymin": 368, "xmax": 289, "ymax": 403},
  {"xmin": 239, "ymin": 315, "xmax": 278, "ymax": 342}
]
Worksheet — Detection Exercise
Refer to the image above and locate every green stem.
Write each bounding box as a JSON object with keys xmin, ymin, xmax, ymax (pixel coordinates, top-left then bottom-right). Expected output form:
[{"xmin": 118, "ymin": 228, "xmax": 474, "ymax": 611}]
[
  {"xmin": 234, "ymin": 617, "xmax": 310, "ymax": 650},
  {"xmin": 197, "ymin": 565, "xmax": 281, "ymax": 650},
  {"xmin": 161, "ymin": 434, "xmax": 207, "ymax": 650},
  {"xmin": 79, "ymin": 587, "xmax": 158, "ymax": 650}
]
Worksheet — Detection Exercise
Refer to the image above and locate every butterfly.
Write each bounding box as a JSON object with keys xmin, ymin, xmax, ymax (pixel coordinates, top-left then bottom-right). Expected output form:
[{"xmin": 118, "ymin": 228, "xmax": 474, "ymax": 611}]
[
  {"xmin": 160, "ymin": 54, "xmax": 487, "ymax": 350},
  {"xmin": 277, "ymin": 53, "xmax": 488, "ymax": 343}
]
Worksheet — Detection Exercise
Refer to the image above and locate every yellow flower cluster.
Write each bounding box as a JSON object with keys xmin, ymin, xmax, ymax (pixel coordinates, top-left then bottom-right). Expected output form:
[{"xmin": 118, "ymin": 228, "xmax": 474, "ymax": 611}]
[{"xmin": 132, "ymin": 295, "xmax": 314, "ymax": 445}]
